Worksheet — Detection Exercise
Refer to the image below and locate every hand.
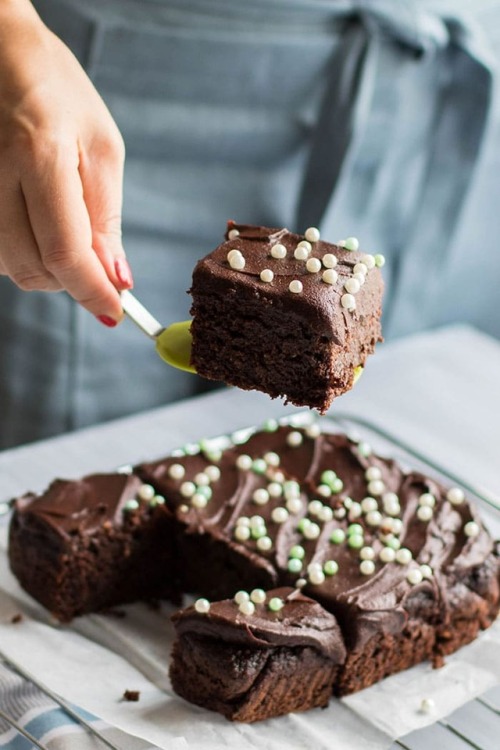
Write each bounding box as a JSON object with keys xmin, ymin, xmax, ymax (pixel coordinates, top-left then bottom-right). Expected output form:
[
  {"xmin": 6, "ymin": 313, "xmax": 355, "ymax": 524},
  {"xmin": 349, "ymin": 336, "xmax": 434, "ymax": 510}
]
[{"xmin": 0, "ymin": 0, "xmax": 132, "ymax": 326}]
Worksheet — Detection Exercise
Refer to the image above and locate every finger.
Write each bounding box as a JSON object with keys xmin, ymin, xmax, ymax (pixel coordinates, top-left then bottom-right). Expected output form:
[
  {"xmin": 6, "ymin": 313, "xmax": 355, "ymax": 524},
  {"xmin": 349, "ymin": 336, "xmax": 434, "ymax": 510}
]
[
  {"xmin": 0, "ymin": 179, "xmax": 61, "ymax": 291},
  {"xmin": 80, "ymin": 129, "xmax": 133, "ymax": 290},
  {"xmin": 20, "ymin": 144, "xmax": 124, "ymax": 322}
]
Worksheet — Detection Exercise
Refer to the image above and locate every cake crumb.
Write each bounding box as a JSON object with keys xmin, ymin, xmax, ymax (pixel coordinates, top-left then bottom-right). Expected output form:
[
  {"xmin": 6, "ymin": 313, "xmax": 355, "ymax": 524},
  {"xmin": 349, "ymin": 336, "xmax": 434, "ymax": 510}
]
[
  {"xmin": 10, "ymin": 613, "xmax": 23, "ymax": 624},
  {"xmin": 122, "ymin": 690, "xmax": 140, "ymax": 702}
]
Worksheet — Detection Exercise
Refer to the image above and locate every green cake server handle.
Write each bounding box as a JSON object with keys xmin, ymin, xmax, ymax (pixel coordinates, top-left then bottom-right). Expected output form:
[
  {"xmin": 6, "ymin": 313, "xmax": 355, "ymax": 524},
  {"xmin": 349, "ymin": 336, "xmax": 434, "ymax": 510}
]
[{"xmin": 121, "ymin": 290, "xmax": 195, "ymax": 373}]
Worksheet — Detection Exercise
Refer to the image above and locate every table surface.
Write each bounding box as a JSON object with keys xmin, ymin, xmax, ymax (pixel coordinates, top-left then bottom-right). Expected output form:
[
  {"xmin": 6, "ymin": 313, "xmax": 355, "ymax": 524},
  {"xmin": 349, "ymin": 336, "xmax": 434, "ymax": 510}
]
[{"xmin": 1, "ymin": 323, "xmax": 499, "ymax": 750}]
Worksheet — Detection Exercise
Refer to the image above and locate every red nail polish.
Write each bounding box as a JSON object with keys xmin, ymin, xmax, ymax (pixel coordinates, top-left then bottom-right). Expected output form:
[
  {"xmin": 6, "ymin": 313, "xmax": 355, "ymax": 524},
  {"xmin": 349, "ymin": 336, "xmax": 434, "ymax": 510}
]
[
  {"xmin": 97, "ymin": 315, "xmax": 118, "ymax": 328},
  {"xmin": 114, "ymin": 258, "xmax": 133, "ymax": 289}
]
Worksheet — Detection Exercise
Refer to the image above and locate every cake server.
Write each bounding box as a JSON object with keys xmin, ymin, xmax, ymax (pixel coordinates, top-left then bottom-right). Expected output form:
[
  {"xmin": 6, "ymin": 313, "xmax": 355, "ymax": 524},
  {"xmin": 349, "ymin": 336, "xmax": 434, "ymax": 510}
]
[{"xmin": 120, "ymin": 290, "xmax": 195, "ymax": 373}]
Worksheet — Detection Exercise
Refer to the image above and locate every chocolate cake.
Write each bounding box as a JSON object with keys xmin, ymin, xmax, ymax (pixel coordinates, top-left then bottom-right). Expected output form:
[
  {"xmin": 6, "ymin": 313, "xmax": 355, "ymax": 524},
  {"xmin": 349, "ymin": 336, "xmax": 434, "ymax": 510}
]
[
  {"xmin": 170, "ymin": 587, "xmax": 345, "ymax": 722},
  {"xmin": 8, "ymin": 420, "xmax": 500, "ymax": 721},
  {"xmin": 189, "ymin": 223, "xmax": 384, "ymax": 412}
]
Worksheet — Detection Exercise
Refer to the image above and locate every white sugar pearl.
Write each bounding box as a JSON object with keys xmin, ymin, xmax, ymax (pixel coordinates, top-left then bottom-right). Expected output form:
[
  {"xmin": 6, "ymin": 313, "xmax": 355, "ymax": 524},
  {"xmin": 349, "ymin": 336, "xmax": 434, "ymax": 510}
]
[
  {"xmin": 447, "ymin": 487, "xmax": 465, "ymax": 505},
  {"xmin": 361, "ymin": 497, "xmax": 378, "ymax": 513},
  {"xmin": 306, "ymin": 257, "xmax": 322, "ymax": 273},
  {"xmin": 305, "ymin": 227, "xmax": 320, "ymax": 242},
  {"xmin": 348, "ymin": 502, "xmax": 362, "ymax": 520},
  {"xmin": 194, "ymin": 472, "xmax": 210, "ymax": 486},
  {"xmin": 420, "ymin": 564, "xmax": 433, "ymax": 579},
  {"xmin": 260, "ymin": 269, "xmax": 274, "ymax": 283},
  {"xmin": 179, "ymin": 504, "xmax": 189, "ymax": 513},
  {"xmin": 228, "ymin": 228, "xmax": 240, "ymax": 240},
  {"xmin": 322, "ymin": 269, "xmax": 338, "ymax": 285},
  {"xmin": 368, "ymin": 480, "xmax": 385, "ymax": 496},
  {"xmin": 374, "ymin": 254, "xmax": 386, "ymax": 267},
  {"xmin": 191, "ymin": 493, "xmax": 208, "ymax": 509},
  {"xmin": 250, "ymin": 515, "xmax": 265, "ymax": 527},
  {"xmin": 366, "ymin": 510, "xmax": 383, "ymax": 526},
  {"xmin": 286, "ymin": 497, "xmax": 303, "ymax": 514},
  {"xmin": 305, "ymin": 423, "xmax": 321, "ymax": 438},
  {"xmin": 271, "ymin": 243, "xmax": 287, "ymax": 259},
  {"xmin": 318, "ymin": 506, "xmax": 334, "ymax": 523},
  {"xmin": 343, "ymin": 497, "xmax": 353, "ymax": 509},
  {"xmin": 358, "ymin": 441, "xmax": 372, "ymax": 457},
  {"xmin": 239, "ymin": 600, "xmax": 255, "ymax": 616},
  {"xmin": 234, "ymin": 590, "xmax": 249, "ymax": 604},
  {"xmin": 229, "ymin": 254, "xmax": 246, "ymax": 270},
  {"xmin": 379, "ymin": 547, "xmax": 396, "ymax": 563},
  {"xmin": 420, "ymin": 698, "xmax": 435, "ymax": 714},
  {"xmin": 236, "ymin": 454, "xmax": 252, "ymax": 471},
  {"xmin": 287, "ymin": 431, "xmax": 303, "ymax": 447},
  {"xmin": 308, "ymin": 568, "xmax": 326, "ymax": 585},
  {"xmin": 250, "ymin": 588, "xmax": 267, "ymax": 604},
  {"xmin": 307, "ymin": 561, "xmax": 322, "ymax": 573},
  {"xmin": 396, "ymin": 548, "xmax": 412, "ymax": 565},
  {"xmin": 334, "ymin": 507, "xmax": 346, "ymax": 519},
  {"xmin": 391, "ymin": 518, "xmax": 403, "ymax": 535},
  {"xmin": 256, "ymin": 535, "xmax": 272, "ymax": 551},
  {"xmin": 289, "ymin": 280, "xmax": 303, "ymax": 294},
  {"xmin": 360, "ymin": 546, "xmax": 375, "ymax": 561},
  {"xmin": 271, "ymin": 506, "xmax": 289, "ymax": 523},
  {"xmin": 308, "ymin": 500, "xmax": 323, "ymax": 516},
  {"xmin": 264, "ymin": 451, "xmax": 280, "ymax": 466},
  {"xmin": 234, "ymin": 525, "xmax": 251, "ymax": 541},
  {"xmin": 317, "ymin": 484, "xmax": 332, "ymax": 498},
  {"xmin": 417, "ymin": 505, "xmax": 433, "ymax": 522},
  {"xmin": 273, "ymin": 470, "xmax": 285, "ymax": 484},
  {"xmin": 419, "ymin": 493, "xmax": 436, "ymax": 507},
  {"xmin": 253, "ymin": 488, "xmax": 270, "ymax": 506},
  {"xmin": 354, "ymin": 262, "xmax": 368, "ymax": 276},
  {"xmin": 365, "ymin": 467, "xmax": 382, "ymax": 481},
  {"xmin": 237, "ymin": 516, "xmax": 250, "ymax": 527},
  {"xmin": 362, "ymin": 254, "xmax": 376, "ymax": 270},
  {"xmin": 297, "ymin": 240, "xmax": 312, "ymax": 252},
  {"xmin": 322, "ymin": 253, "xmax": 338, "ymax": 269},
  {"xmin": 360, "ymin": 560, "xmax": 375, "ymax": 575},
  {"xmin": 341, "ymin": 293, "xmax": 356, "ymax": 310},
  {"xmin": 294, "ymin": 246, "xmax": 309, "ymax": 260},
  {"xmin": 180, "ymin": 481, "xmax": 196, "ymax": 498},
  {"xmin": 353, "ymin": 272, "xmax": 366, "ymax": 286},
  {"xmin": 194, "ymin": 598, "xmax": 210, "ymax": 614},
  {"xmin": 267, "ymin": 482, "xmax": 283, "ymax": 498},
  {"xmin": 168, "ymin": 463, "xmax": 185, "ymax": 480},
  {"xmin": 344, "ymin": 278, "xmax": 361, "ymax": 294},
  {"xmin": 284, "ymin": 481, "xmax": 300, "ymax": 499},
  {"xmin": 407, "ymin": 568, "xmax": 423, "ymax": 585},
  {"xmin": 344, "ymin": 236, "xmax": 359, "ymax": 251},
  {"xmin": 227, "ymin": 248, "xmax": 242, "ymax": 262},
  {"xmin": 464, "ymin": 521, "xmax": 480, "ymax": 537},
  {"xmin": 303, "ymin": 522, "xmax": 321, "ymax": 540},
  {"xmin": 138, "ymin": 484, "xmax": 155, "ymax": 501},
  {"xmin": 205, "ymin": 465, "xmax": 221, "ymax": 482}
]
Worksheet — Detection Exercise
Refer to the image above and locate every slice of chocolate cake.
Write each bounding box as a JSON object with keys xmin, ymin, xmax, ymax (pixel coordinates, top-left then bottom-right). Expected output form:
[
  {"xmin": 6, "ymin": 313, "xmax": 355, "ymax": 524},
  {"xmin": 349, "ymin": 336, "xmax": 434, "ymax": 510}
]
[
  {"xmin": 189, "ymin": 223, "xmax": 384, "ymax": 412},
  {"xmin": 170, "ymin": 587, "xmax": 346, "ymax": 722},
  {"xmin": 8, "ymin": 473, "xmax": 178, "ymax": 621}
]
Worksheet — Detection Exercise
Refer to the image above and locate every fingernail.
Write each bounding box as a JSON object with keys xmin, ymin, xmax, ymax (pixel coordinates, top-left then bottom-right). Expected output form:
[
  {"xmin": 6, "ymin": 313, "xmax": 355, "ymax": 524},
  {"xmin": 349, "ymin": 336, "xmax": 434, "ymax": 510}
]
[
  {"xmin": 97, "ymin": 315, "xmax": 118, "ymax": 328},
  {"xmin": 114, "ymin": 258, "xmax": 134, "ymax": 289}
]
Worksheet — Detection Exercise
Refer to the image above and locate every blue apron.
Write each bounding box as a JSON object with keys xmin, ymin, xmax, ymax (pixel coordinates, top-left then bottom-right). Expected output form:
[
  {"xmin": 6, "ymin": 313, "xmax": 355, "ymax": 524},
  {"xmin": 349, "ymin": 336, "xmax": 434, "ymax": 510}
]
[{"xmin": 0, "ymin": 0, "xmax": 496, "ymax": 447}]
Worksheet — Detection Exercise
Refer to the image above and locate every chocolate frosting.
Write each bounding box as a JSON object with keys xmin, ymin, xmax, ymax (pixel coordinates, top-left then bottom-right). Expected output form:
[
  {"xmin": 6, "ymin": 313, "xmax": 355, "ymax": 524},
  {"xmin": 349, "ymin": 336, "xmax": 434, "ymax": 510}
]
[{"xmin": 172, "ymin": 587, "xmax": 346, "ymax": 662}]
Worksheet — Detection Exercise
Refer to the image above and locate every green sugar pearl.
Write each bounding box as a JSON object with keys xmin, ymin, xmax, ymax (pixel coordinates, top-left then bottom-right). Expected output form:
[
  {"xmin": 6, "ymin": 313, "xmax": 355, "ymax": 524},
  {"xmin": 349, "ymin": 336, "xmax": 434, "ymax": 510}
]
[
  {"xmin": 348, "ymin": 534, "xmax": 364, "ymax": 549},
  {"xmin": 149, "ymin": 495, "xmax": 165, "ymax": 507},
  {"xmin": 323, "ymin": 560, "xmax": 339, "ymax": 576},
  {"xmin": 289, "ymin": 545, "xmax": 306, "ymax": 560},
  {"xmin": 330, "ymin": 529, "xmax": 346, "ymax": 545},
  {"xmin": 288, "ymin": 558, "xmax": 303, "ymax": 574},
  {"xmin": 196, "ymin": 485, "xmax": 212, "ymax": 500},
  {"xmin": 268, "ymin": 597, "xmax": 285, "ymax": 612},
  {"xmin": 347, "ymin": 523, "xmax": 363, "ymax": 536},
  {"xmin": 251, "ymin": 526, "xmax": 267, "ymax": 540},
  {"xmin": 124, "ymin": 498, "xmax": 140, "ymax": 512},
  {"xmin": 330, "ymin": 478, "xmax": 344, "ymax": 494},
  {"xmin": 252, "ymin": 459, "xmax": 267, "ymax": 475},
  {"xmin": 321, "ymin": 470, "xmax": 337, "ymax": 485},
  {"xmin": 263, "ymin": 419, "xmax": 279, "ymax": 432}
]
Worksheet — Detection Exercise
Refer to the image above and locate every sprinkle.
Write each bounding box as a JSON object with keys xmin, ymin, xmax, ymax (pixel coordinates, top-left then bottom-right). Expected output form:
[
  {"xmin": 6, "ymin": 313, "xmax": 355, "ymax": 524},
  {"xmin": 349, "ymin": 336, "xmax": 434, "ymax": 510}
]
[
  {"xmin": 366, "ymin": 510, "xmax": 383, "ymax": 527},
  {"xmin": 308, "ymin": 568, "xmax": 326, "ymax": 585},
  {"xmin": 168, "ymin": 464, "xmax": 185, "ymax": 480},
  {"xmin": 124, "ymin": 498, "xmax": 139, "ymax": 512},
  {"xmin": 229, "ymin": 253, "xmax": 245, "ymax": 271},
  {"xmin": 194, "ymin": 598, "xmax": 211, "ymax": 614},
  {"xmin": 237, "ymin": 516, "xmax": 250, "ymax": 527},
  {"xmin": 306, "ymin": 257, "xmax": 322, "ymax": 273},
  {"xmin": 324, "ymin": 560, "xmax": 339, "ymax": 576},
  {"xmin": 361, "ymin": 497, "xmax": 378, "ymax": 513},
  {"xmin": 348, "ymin": 502, "xmax": 362, "ymax": 520},
  {"xmin": 305, "ymin": 423, "xmax": 321, "ymax": 438},
  {"xmin": 357, "ymin": 441, "xmax": 372, "ymax": 457},
  {"xmin": 264, "ymin": 451, "xmax": 280, "ymax": 467},
  {"xmin": 289, "ymin": 546, "xmax": 306, "ymax": 561},
  {"xmin": 234, "ymin": 591, "xmax": 249, "ymax": 604},
  {"xmin": 348, "ymin": 534, "xmax": 364, "ymax": 549},
  {"xmin": 228, "ymin": 228, "xmax": 240, "ymax": 240},
  {"xmin": 256, "ymin": 535, "xmax": 272, "ymax": 551},
  {"xmin": 321, "ymin": 470, "xmax": 337, "ymax": 484},
  {"xmin": 374, "ymin": 254, "xmax": 385, "ymax": 267},
  {"xmin": 420, "ymin": 564, "xmax": 433, "ymax": 579},
  {"xmin": 284, "ymin": 480, "xmax": 300, "ymax": 498},
  {"xmin": 330, "ymin": 529, "xmax": 346, "ymax": 544},
  {"xmin": 205, "ymin": 449, "xmax": 223, "ymax": 463},
  {"xmin": 322, "ymin": 253, "xmax": 338, "ymax": 269},
  {"xmin": 308, "ymin": 499, "xmax": 323, "ymax": 516},
  {"xmin": 344, "ymin": 278, "xmax": 361, "ymax": 294},
  {"xmin": 396, "ymin": 548, "xmax": 412, "ymax": 565},
  {"xmin": 417, "ymin": 505, "xmax": 433, "ymax": 522},
  {"xmin": 260, "ymin": 269, "xmax": 274, "ymax": 283},
  {"xmin": 318, "ymin": 506, "xmax": 334, "ymax": 523},
  {"xmin": 297, "ymin": 240, "xmax": 312, "ymax": 252},
  {"xmin": 391, "ymin": 518, "xmax": 403, "ymax": 535},
  {"xmin": 288, "ymin": 558, "xmax": 303, "ymax": 573},
  {"xmin": 337, "ymin": 240, "xmax": 346, "ymax": 248},
  {"xmin": 354, "ymin": 262, "xmax": 368, "ymax": 276},
  {"xmin": 268, "ymin": 482, "xmax": 283, "ymax": 499},
  {"xmin": 194, "ymin": 472, "xmax": 210, "ymax": 487},
  {"xmin": 287, "ymin": 431, "xmax": 303, "ymax": 447},
  {"xmin": 179, "ymin": 504, "xmax": 189, "ymax": 513},
  {"xmin": 362, "ymin": 254, "xmax": 376, "ymax": 270},
  {"xmin": 294, "ymin": 246, "xmax": 309, "ymax": 260},
  {"xmin": 379, "ymin": 547, "xmax": 396, "ymax": 563},
  {"xmin": 180, "ymin": 481, "xmax": 196, "ymax": 498},
  {"xmin": 343, "ymin": 497, "xmax": 353, "ymax": 509},
  {"xmin": 138, "ymin": 484, "xmax": 155, "ymax": 501},
  {"xmin": 322, "ymin": 269, "xmax": 338, "ymax": 285},
  {"xmin": 344, "ymin": 236, "xmax": 359, "ymax": 251},
  {"xmin": 268, "ymin": 597, "xmax": 285, "ymax": 612},
  {"xmin": 234, "ymin": 525, "xmax": 251, "ymax": 541},
  {"xmin": 295, "ymin": 577, "xmax": 307, "ymax": 588},
  {"xmin": 419, "ymin": 493, "xmax": 436, "ymax": 507},
  {"xmin": 365, "ymin": 467, "xmax": 382, "ymax": 481},
  {"xmin": 419, "ymin": 698, "xmax": 435, "ymax": 714},
  {"xmin": 286, "ymin": 497, "xmax": 303, "ymax": 514},
  {"xmin": 331, "ymin": 478, "xmax": 344, "ymax": 494},
  {"xmin": 150, "ymin": 495, "xmax": 165, "ymax": 507},
  {"xmin": 385, "ymin": 536, "xmax": 401, "ymax": 550},
  {"xmin": 447, "ymin": 487, "xmax": 465, "ymax": 505},
  {"xmin": 271, "ymin": 243, "xmax": 287, "ymax": 259},
  {"xmin": 251, "ymin": 525, "xmax": 267, "ymax": 540},
  {"xmin": 289, "ymin": 280, "xmax": 303, "ymax": 294},
  {"xmin": 263, "ymin": 419, "xmax": 279, "ymax": 432},
  {"xmin": 360, "ymin": 546, "xmax": 375, "ymax": 561},
  {"xmin": 227, "ymin": 248, "xmax": 241, "ymax": 262},
  {"xmin": 191, "ymin": 493, "xmax": 208, "ymax": 509},
  {"xmin": 464, "ymin": 521, "xmax": 480, "ymax": 537},
  {"xmin": 205, "ymin": 465, "xmax": 221, "ymax": 482},
  {"xmin": 305, "ymin": 227, "xmax": 320, "ymax": 242},
  {"xmin": 367, "ymin": 480, "xmax": 385, "ymax": 496},
  {"xmin": 236, "ymin": 454, "xmax": 252, "ymax": 471},
  {"xmin": 273, "ymin": 470, "xmax": 285, "ymax": 483},
  {"xmin": 252, "ymin": 458, "xmax": 267, "ymax": 475},
  {"xmin": 348, "ymin": 523, "xmax": 363, "ymax": 536},
  {"xmin": 253, "ymin": 488, "xmax": 270, "ymax": 506},
  {"xmin": 334, "ymin": 507, "xmax": 346, "ymax": 519},
  {"xmin": 239, "ymin": 600, "xmax": 255, "ymax": 615},
  {"xmin": 250, "ymin": 515, "xmax": 265, "ymax": 528},
  {"xmin": 360, "ymin": 559, "xmax": 375, "ymax": 575},
  {"xmin": 341, "ymin": 293, "xmax": 356, "ymax": 310},
  {"xmin": 407, "ymin": 568, "xmax": 423, "ymax": 585},
  {"xmin": 317, "ymin": 484, "xmax": 332, "ymax": 498},
  {"xmin": 353, "ymin": 272, "xmax": 366, "ymax": 285},
  {"xmin": 250, "ymin": 589, "xmax": 266, "ymax": 604}
]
